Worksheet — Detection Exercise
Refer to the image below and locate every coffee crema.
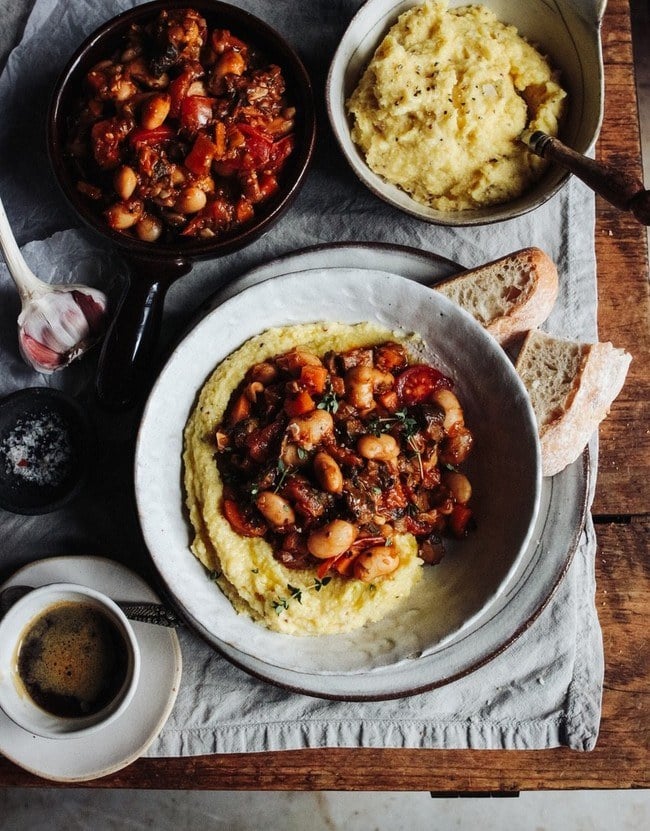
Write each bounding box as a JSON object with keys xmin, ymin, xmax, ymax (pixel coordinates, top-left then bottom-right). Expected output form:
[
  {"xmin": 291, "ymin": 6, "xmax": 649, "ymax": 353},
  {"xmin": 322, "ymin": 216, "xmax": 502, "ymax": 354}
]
[{"xmin": 16, "ymin": 600, "xmax": 128, "ymax": 718}]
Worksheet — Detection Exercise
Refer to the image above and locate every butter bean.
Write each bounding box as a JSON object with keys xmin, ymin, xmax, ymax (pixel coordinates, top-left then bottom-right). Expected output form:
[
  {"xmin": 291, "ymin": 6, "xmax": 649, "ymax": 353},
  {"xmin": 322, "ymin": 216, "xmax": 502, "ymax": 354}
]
[
  {"xmin": 113, "ymin": 166, "xmax": 137, "ymax": 200},
  {"xmin": 313, "ymin": 451, "xmax": 343, "ymax": 494},
  {"xmin": 357, "ymin": 433, "xmax": 399, "ymax": 462},
  {"xmin": 141, "ymin": 93, "xmax": 171, "ymax": 129},
  {"xmin": 175, "ymin": 186, "xmax": 207, "ymax": 214},
  {"xmin": 353, "ymin": 546, "xmax": 400, "ymax": 582},
  {"xmin": 255, "ymin": 491, "xmax": 295, "ymax": 528},
  {"xmin": 307, "ymin": 520, "xmax": 358, "ymax": 560},
  {"xmin": 286, "ymin": 410, "xmax": 333, "ymax": 449}
]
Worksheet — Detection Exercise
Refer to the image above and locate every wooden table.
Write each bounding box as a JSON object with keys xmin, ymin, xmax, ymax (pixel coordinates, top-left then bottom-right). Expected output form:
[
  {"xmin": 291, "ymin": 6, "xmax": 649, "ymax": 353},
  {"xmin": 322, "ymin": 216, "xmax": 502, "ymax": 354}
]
[{"xmin": 1, "ymin": 0, "xmax": 648, "ymax": 790}]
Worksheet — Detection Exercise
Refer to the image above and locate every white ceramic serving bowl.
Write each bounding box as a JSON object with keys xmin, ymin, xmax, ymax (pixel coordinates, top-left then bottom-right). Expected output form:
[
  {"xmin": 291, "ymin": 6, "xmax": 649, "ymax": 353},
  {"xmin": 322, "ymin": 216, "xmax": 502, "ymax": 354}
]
[
  {"xmin": 326, "ymin": 0, "xmax": 606, "ymax": 226},
  {"xmin": 135, "ymin": 267, "xmax": 542, "ymax": 678},
  {"xmin": 0, "ymin": 583, "xmax": 140, "ymax": 739}
]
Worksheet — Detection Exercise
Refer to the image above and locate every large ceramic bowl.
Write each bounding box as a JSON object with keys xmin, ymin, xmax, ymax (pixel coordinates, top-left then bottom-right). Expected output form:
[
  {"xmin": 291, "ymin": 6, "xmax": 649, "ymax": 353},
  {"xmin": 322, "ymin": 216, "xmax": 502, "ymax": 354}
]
[
  {"xmin": 326, "ymin": 0, "xmax": 605, "ymax": 226},
  {"xmin": 134, "ymin": 268, "xmax": 542, "ymax": 682}
]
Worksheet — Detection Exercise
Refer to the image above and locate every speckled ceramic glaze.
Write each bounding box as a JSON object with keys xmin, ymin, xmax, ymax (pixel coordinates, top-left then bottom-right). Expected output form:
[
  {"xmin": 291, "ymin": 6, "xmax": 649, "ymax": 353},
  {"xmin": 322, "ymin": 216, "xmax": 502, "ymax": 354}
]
[
  {"xmin": 326, "ymin": 0, "xmax": 606, "ymax": 226},
  {"xmin": 135, "ymin": 264, "xmax": 542, "ymax": 683}
]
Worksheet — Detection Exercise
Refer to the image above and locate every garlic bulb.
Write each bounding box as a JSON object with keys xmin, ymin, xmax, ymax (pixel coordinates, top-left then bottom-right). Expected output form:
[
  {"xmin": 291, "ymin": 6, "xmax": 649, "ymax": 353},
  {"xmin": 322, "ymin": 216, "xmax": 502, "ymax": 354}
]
[
  {"xmin": 0, "ymin": 196, "xmax": 108, "ymax": 373},
  {"xmin": 18, "ymin": 284, "xmax": 107, "ymax": 373}
]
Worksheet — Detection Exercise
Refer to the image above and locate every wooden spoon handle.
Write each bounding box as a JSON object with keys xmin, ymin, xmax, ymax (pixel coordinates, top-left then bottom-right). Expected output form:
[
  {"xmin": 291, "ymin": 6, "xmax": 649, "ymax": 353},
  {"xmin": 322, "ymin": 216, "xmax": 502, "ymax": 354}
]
[{"xmin": 523, "ymin": 131, "xmax": 650, "ymax": 225}]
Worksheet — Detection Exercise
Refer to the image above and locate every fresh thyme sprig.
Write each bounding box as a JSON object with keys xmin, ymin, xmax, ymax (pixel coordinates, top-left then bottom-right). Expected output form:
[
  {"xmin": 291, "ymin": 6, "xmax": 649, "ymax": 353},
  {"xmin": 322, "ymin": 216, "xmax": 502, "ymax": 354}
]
[
  {"xmin": 273, "ymin": 458, "xmax": 291, "ymax": 492},
  {"xmin": 368, "ymin": 408, "xmax": 418, "ymax": 438},
  {"xmin": 317, "ymin": 380, "xmax": 339, "ymax": 413},
  {"xmin": 272, "ymin": 577, "xmax": 332, "ymax": 614}
]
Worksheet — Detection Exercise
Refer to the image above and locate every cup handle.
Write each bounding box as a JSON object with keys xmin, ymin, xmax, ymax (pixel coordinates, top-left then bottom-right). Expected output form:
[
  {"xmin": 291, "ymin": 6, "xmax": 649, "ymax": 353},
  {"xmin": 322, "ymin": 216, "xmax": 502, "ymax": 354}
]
[{"xmin": 95, "ymin": 257, "xmax": 191, "ymax": 411}]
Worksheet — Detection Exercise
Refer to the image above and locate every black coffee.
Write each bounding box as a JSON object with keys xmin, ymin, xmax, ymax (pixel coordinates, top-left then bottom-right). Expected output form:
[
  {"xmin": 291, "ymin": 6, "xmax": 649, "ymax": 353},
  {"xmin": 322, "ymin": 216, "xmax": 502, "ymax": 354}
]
[{"xmin": 17, "ymin": 600, "xmax": 128, "ymax": 718}]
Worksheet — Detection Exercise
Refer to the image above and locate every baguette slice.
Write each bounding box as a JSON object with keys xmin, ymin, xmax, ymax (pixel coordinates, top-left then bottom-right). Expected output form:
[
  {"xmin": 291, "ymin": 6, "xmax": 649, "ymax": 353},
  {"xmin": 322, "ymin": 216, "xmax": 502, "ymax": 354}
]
[
  {"xmin": 435, "ymin": 247, "xmax": 559, "ymax": 346},
  {"xmin": 515, "ymin": 329, "xmax": 632, "ymax": 477}
]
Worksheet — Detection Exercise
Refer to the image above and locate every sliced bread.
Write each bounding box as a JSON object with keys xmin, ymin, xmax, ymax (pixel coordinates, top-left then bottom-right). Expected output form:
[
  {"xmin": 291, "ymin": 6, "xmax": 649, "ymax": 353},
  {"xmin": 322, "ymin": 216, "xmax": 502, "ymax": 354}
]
[
  {"xmin": 435, "ymin": 247, "xmax": 559, "ymax": 346},
  {"xmin": 515, "ymin": 329, "xmax": 632, "ymax": 477}
]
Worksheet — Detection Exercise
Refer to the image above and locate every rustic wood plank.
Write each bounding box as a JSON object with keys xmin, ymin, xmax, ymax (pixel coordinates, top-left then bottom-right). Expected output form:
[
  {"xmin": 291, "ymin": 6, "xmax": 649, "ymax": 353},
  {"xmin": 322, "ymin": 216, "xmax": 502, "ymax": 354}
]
[
  {"xmin": 593, "ymin": 0, "xmax": 650, "ymax": 517},
  {"xmin": 1, "ymin": 519, "xmax": 646, "ymax": 790}
]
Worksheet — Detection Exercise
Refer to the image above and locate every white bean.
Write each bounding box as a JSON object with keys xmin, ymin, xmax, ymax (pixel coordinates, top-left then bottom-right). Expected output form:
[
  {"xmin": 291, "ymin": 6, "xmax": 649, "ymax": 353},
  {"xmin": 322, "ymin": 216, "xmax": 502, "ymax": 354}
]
[
  {"xmin": 113, "ymin": 166, "xmax": 137, "ymax": 200},
  {"xmin": 255, "ymin": 491, "xmax": 295, "ymax": 528},
  {"xmin": 313, "ymin": 451, "xmax": 343, "ymax": 494},
  {"xmin": 175, "ymin": 186, "xmax": 207, "ymax": 214},
  {"xmin": 442, "ymin": 471, "xmax": 472, "ymax": 504},
  {"xmin": 432, "ymin": 389, "xmax": 465, "ymax": 432},
  {"xmin": 353, "ymin": 546, "xmax": 400, "ymax": 582},
  {"xmin": 307, "ymin": 520, "xmax": 358, "ymax": 560},
  {"xmin": 286, "ymin": 410, "xmax": 333, "ymax": 449},
  {"xmin": 357, "ymin": 433, "xmax": 399, "ymax": 462}
]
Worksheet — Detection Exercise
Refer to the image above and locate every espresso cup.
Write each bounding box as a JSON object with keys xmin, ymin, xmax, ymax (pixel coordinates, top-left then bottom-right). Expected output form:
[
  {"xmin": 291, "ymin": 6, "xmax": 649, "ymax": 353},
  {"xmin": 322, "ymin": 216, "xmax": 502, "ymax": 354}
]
[{"xmin": 0, "ymin": 583, "xmax": 140, "ymax": 739}]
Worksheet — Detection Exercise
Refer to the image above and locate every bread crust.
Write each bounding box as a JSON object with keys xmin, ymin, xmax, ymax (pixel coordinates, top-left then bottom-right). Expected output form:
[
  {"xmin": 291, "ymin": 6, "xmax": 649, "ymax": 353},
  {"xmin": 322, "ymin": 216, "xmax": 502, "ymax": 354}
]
[
  {"xmin": 435, "ymin": 247, "xmax": 559, "ymax": 346},
  {"xmin": 516, "ymin": 334, "xmax": 632, "ymax": 477}
]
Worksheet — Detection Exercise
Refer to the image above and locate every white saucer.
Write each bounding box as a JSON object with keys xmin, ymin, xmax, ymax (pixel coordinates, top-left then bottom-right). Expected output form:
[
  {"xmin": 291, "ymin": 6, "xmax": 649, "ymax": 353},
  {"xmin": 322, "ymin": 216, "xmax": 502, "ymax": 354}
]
[{"xmin": 0, "ymin": 556, "xmax": 182, "ymax": 782}]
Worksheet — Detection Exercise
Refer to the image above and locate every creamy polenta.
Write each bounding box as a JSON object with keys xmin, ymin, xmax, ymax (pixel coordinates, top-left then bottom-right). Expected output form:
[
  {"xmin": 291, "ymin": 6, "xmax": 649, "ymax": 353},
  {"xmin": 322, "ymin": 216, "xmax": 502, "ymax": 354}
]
[
  {"xmin": 183, "ymin": 322, "xmax": 423, "ymax": 636},
  {"xmin": 346, "ymin": 0, "xmax": 567, "ymax": 210}
]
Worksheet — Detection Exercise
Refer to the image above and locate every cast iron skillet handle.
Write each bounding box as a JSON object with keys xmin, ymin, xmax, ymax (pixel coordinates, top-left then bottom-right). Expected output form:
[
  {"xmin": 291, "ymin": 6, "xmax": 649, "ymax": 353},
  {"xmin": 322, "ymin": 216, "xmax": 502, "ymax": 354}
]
[{"xmin": 96, "ymin": 256, "xmax": 192, "ymax": 411}]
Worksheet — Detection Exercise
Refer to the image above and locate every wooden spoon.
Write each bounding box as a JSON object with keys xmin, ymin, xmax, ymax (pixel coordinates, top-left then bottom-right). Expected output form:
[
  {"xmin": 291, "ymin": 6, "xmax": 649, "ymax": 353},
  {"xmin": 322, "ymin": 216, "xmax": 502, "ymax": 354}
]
[{"xmin": 521, "ymin": 129, "xmax": 650, "ymax": 225}]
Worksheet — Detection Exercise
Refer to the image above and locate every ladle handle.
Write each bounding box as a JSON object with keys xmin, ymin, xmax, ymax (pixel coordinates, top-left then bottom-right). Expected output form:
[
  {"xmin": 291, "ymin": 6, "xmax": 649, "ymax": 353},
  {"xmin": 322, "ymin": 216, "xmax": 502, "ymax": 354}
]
[
  {"xmin": 95, "ymin": 253, "xmax": 190, "ymax": 410},
  {"xmin": 524, "ymin": 131, "xmax": 650, "ymax": 225}
]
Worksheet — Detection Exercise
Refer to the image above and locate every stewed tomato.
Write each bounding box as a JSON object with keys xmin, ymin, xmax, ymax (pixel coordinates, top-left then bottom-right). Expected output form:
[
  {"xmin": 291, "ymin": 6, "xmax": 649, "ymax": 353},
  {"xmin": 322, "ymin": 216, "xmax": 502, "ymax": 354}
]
[{"xmin": 395, "ymin": 365, "xmax": 452, "ymax": 406}]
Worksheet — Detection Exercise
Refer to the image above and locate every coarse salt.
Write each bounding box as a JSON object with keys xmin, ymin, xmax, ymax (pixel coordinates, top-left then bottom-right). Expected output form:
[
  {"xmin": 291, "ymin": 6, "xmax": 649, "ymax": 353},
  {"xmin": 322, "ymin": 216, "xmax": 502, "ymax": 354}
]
[{"xmin": 0, "ymin": 410, "xmax": 73, "ymax": 487}]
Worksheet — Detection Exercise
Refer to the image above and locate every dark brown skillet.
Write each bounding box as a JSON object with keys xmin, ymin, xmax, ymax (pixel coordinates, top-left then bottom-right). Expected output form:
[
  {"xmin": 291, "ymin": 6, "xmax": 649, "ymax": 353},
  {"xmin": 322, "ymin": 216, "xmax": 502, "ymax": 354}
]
[{"xmin": 47, "ymin": 0, "xmax": 316, "ymax": 411}]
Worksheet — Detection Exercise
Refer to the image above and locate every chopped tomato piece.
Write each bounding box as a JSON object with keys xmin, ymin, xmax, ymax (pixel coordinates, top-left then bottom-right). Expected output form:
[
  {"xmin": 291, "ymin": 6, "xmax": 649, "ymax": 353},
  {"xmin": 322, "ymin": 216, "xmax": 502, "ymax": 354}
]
[
  {"xmin": 268, "ymin": 134, "xmax": 295, "ymax": 172},
  {"xmin": 316, "ymin": 551, "xmax": 357, "ymax": 579},
  {"xmin": 237, "ymin": 123, "xmax": 273, "ymax": 169},
  {"xmin": 227, "ymin": 392, "xmax": 251, "ymax": 425},
  {"xmin": 448, "ymin": 504, "xmax": 473, "ymax": 538},
  {"xmin": 205, "ymin": 197, "xmax": 233, "ymax": 227},
  {"xmin": 129, "ymin": 125, "xmax": 175, "ymax": 148},
  {"xmin": 180, "ymin": 96, "xmax": 215, "ymax": 131},
  {"xmin": 395, "ymin": 365, "xmax": 452, "ymax": 406},
  {"xmin": 222, "ymin": 499, "xmax": 266, "ymax": 537},
  {"xmin": 169, "ymin": 74, "xmax": 192, "ymax": 118},
  {"xmin": 234, "ymin": 196, "xmax": 254, "ymax": 223},
  {"xmin": 300, "ymin": 364, "xmax": 328, "ymax": 395},
  {"xmin": 257, "ymin": 172, "xmax": 279, "ymax": 200},
  {"xmin": 284, "ymin": 390, "xmax": 315, "ymax": 417},
  {"xmin": 185, "ymin": 133, "xmax": 216, "ymax": 175}
]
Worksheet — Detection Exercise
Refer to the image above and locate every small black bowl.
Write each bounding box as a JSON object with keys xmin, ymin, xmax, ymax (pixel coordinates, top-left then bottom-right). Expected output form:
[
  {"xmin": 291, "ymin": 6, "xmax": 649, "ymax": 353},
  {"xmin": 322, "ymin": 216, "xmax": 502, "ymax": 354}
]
[{"xmin": 0, "ymin": 388, "xmax": 94, "ymax": 515}]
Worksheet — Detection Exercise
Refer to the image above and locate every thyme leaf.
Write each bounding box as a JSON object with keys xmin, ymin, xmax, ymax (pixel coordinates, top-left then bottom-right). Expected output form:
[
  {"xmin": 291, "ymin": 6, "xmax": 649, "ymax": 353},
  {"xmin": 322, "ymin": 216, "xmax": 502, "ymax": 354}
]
[
  {"xmin": 273, "ymin": 577, "xmax": 332, "ymax": 614},
  {"xmin": 317, "ymin": 380, "xmax": 339, "ymax": 413},
  {"xmin": 368, "ymin": 408, "xmax": 418, "ymax": 438}
]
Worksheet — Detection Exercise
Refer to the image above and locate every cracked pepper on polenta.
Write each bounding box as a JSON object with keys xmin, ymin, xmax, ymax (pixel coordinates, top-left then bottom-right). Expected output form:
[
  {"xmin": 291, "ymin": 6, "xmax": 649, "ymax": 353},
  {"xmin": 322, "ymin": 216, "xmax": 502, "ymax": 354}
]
[
  {"xmin": 183, "ymin": 322, "xmax": 475, "ymax": 635},
  {"xmin": 346, "ymin": 0, "xmax": 567, "ymax": 210}
]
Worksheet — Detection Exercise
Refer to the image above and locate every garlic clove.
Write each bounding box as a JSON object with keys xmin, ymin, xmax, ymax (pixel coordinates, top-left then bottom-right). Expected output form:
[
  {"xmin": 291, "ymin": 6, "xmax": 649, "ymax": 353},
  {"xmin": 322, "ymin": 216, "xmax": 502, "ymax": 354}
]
[
  {"xmin": 19, "ymin": 332, "xmax": 65, "ymax": 373},
  {"xmin": 17, "ymin": 285, "xmax": 108, "ymax": 374}
]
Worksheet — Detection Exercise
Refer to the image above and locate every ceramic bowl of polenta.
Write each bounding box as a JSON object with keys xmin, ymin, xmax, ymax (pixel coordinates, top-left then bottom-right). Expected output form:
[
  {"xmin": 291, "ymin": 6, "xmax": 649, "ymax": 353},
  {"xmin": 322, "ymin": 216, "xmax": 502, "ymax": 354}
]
[
  {"xmin": 134, "ymin": 267, "xmax": 541, "ymax": 677},
  {"xmin": 326, "ymin": 0, "xmax": 605, "ymax": 225}
]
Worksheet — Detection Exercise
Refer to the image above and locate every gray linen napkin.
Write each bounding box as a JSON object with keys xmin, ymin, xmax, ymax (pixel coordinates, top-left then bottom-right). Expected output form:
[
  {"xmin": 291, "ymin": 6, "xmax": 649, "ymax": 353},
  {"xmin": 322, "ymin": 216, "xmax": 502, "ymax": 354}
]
[{"xmin": 0, "ymin": 0, "xmax": 603, "ymax": 751}]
